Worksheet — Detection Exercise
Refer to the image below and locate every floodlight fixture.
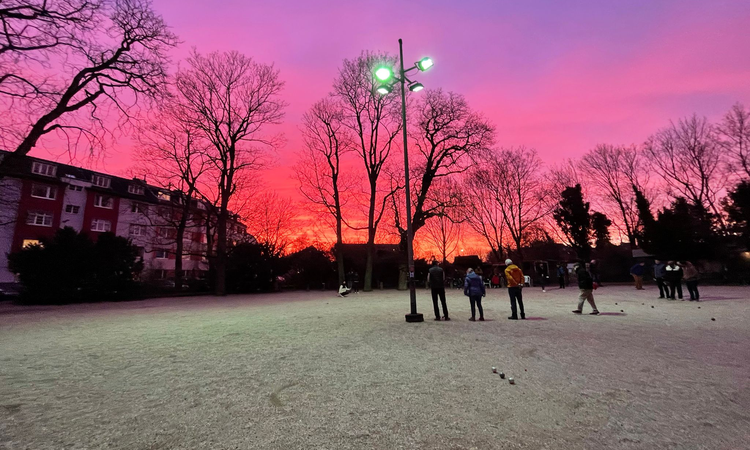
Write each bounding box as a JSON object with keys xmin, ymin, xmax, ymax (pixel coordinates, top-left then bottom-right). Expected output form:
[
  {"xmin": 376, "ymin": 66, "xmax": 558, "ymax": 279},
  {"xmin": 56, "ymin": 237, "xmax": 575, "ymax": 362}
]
[
  {"xmin": 376, "ymin": 85, "xmax": 392, "ymax": 95},
  {"xmin": 416, "ymin": 57, "xmax": 434, "ymax": 71},
  {"xmin": 375, "ymin": 66, "xmax": 394, "ymax": 82},
  {"xmin": 409, "ymin": 82, "xmax": 424, "ymax": 92}
]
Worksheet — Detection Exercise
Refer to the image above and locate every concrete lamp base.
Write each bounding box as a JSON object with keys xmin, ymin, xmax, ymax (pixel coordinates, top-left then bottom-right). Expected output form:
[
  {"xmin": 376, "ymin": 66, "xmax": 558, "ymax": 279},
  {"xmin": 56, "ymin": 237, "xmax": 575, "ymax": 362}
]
[{"xmin": 405, "ymin": 313, "xmax": 424, "ymax": 323}]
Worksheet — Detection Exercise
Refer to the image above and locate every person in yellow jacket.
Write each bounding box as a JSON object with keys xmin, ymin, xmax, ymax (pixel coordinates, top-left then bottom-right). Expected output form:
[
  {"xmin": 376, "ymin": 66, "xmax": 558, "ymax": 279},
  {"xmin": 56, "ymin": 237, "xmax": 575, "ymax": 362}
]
[{"xmin": 504, "ymin": 258, "xmax": 526, "ymax": 320}]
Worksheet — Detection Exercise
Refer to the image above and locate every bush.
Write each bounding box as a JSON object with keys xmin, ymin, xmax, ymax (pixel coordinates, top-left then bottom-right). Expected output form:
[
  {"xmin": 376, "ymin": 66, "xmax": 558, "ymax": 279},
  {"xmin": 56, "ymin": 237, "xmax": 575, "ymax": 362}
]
[{"xmin": 8, "ymin": 227, "xmax": 142, "ymax": 304}]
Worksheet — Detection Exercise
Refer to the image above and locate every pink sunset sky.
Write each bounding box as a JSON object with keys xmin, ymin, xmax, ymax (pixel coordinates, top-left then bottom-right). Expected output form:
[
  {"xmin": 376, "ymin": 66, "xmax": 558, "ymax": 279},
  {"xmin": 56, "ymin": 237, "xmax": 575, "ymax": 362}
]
[{"xmin": 33, "ymin": 0, "xmax": 750, "ymax": 198}]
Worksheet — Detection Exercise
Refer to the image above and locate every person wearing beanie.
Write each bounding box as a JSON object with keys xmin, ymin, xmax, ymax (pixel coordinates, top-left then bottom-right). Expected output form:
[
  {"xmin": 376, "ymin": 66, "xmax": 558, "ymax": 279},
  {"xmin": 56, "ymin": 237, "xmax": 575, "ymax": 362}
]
[
  {"xmin": 463, "ymin": 268, "xmax": 486, "ymax": 321},
  {"xmin": 427, "ymin": 260, "xmax": 450, "ymax": 320},
  {"xmin": 504, "ymin": 259, "xmax": 525, "ymax": 320}
]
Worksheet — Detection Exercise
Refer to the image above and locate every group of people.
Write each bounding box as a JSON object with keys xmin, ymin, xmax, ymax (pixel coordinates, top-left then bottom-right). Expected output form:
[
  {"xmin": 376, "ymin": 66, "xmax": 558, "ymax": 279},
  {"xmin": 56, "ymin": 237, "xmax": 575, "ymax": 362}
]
[
  {"xmin": 631, "ymin": 260, "xmax": 700, "ymax": 301},
  {"xmin": 428, "ymin": 259, "xmax": 526, "ymax": 321}
]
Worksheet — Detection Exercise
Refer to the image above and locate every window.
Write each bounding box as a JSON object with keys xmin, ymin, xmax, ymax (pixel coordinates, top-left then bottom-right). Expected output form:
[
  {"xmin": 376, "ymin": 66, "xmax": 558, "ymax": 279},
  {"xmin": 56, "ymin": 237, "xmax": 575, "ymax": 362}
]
[
  {"xmin": 131, "ymin": 203, "xmax": 146, "ymax": 214},
  {"xmin": 129, "ymin": 224, "xmax": 144, "ymax": 236},
  {"xmin": 22, "ymin": 239, "xmax": 42, "ymax": 248},
  {"xmin": 68, "ymin": 185, "xmax": 83, "ymax": 191},
  {"xmin": 154, "ymin": 249, "xmax": 169, "ymax": 259},
  {"xmin": 30, "ymin": 183, "xmax": 56, "ymax": 200},
  {"xmin": 31, "ymin": 161, "xmax": 56, "ymax": 177},
  {"xmin": 157, "ymin": 191, "xmax": 171, "ymax": 201},
  {"xmin": 64, "ymin": 205, "xmax": 80, "ymax": 214},
  {"xmin": 91, "ymin": 175, "xmax": 111, "ymax": 188},
  {"xmin": 157, "ymin": 227, "xmax": 176, "ymax": 239},
  {"xmin": 27, "ymin": 211, "xmax": 53, "ymax": 227},
  {"xmin": 94, "ymin": 194, "xmax": 113, "ymax": 209},
  {"xmin": 182, "ymin": 253, "xmax": 191, "ymax": 260},
  {"xmin": 128, "ymin": 184, "xmax": 145, "ymax": 195},
  {"xmin": 91, "ymin": 219, "xmax": 111, "ymax": 232}
]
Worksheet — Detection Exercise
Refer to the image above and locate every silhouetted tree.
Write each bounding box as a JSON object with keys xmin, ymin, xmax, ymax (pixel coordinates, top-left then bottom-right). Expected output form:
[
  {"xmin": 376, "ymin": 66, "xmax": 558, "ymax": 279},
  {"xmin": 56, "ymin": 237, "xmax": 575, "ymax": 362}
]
[
  {"xmin": 173, "ymin": 50, "xmax": 286, "ymax": 295},
  {"xmin": 591, "ymin": 212, "xmax": 612, "ymax": 248},
  {"xmin": 717, "ymin": 103, "xmax": 750, "ymax": 180},
  {"xmin": 725, "ymin": 181, "xmax": 750, "ymax": 250},
  {"xmin": 1, "ymin": 0, "xmax": 177, "ymax": 157},
  {"xmin": 553, "ymin": 184, "xmax": 592, "ymax": 260}
]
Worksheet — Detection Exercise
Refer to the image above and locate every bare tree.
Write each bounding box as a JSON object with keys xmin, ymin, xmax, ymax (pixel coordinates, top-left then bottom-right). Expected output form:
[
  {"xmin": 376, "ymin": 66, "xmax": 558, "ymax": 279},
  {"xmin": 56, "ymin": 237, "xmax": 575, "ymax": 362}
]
[
  {"xmin": 644, "ymin": 114, "xmax": 726, "ymax": 227},
  {"xmin": 479, "ymin": 147, "xmax": 549, "ymax": 262},
  {"xmin": 294, "ymin": 98, "xmax": 355, "ymax": 284},
  {"xmin": 244, "ymin": 191, "xmax": 297, "ymax": 258},
  {"xmin": 392, "ymin": 89, "xmax": 495, "ymax": 249},
  {"xmin": 1, "ymin": 0, "xmax": 177, "ymax": 157},
  {"xmin": 421, "ymin": 185, "xmax": 463, "ymax": 264},
  {"xmin": 133, "ymin": 101, "xmax": 208, "ymax": 290},
  {"xmin": 332, "ymin": 51, "xmax": 400, "ymax": 291},
  {"xmin": 174, "ymin": 50, "xmax": 286, "ymax": 295},
  {"xmin": 717, "ymin": 102, "xmax": 750, "ymax": 180},
  {"xmin": 464, "ymin": 167, "xmax": 507, "ymax": 262},
  {"xmin": 579, "ymin": 144, "xmax": 647, "ymax": 248}
]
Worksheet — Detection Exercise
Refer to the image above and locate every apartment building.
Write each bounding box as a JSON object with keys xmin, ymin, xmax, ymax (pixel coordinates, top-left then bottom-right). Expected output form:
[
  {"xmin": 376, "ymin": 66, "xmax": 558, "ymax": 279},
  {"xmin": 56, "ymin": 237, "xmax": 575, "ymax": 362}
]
[{"xmin": 0, "ymin": 151, "xmax": 248, "ymax": 283}]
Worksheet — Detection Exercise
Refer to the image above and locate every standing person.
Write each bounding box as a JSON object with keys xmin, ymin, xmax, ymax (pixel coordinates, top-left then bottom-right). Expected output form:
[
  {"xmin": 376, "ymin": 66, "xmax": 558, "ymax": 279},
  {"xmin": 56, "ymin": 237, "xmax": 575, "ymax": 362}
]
[
  {"xmin": 630, "ymin": 262, "xmax": 646, "ymax": 290},
  {"xmin": 589, "ymin": 260, "xmax": 603, "ymax": 286},
  {"xmin": 504, "ymin": 259, "xmax": 525, "ymax": 320},
  {"xmin": 491, "ymin": 269, "xmax": 501, "ymax": 289},
  {"xmin": 682, "ymin": 261, "xmax": 700, "ymax": 301},
  {"xmin": 463, "ymin": 268, "xmax": 486, "ymax": 321},
  {"xmin": 653, "ymin": 259, "xmax": 667, "ymax": 299},
  {"xmin": 535, "ymin": 262, "xmax": 549, "ymax": 293},
  {"xmin": 665, "ymin": 261, "xmax": 684, "ymax": 300},
  {"xmin": 427, "ymin": 260, "xmax": 450, "ymax": 321},
  {"xmin": 351, "ymin": 271, "xmax": 360, "ymax": 293},
  {"xmin": 572, "ymin": 261, "xmax": 599, "ymax": 315},
  {"xmin": 345, "ymin": 269, "xmax": 354, "ymax": 290},
  {"xmin": 557, "ymin": 263, "xmax": 566, "ymax": 289}
]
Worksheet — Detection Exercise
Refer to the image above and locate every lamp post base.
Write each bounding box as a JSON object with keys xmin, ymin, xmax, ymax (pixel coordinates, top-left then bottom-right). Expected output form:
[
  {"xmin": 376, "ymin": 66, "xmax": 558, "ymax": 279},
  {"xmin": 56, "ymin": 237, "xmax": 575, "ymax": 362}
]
[{"xmin": 405, "ymin": 313, "xmax": 424, "ymax": 323}]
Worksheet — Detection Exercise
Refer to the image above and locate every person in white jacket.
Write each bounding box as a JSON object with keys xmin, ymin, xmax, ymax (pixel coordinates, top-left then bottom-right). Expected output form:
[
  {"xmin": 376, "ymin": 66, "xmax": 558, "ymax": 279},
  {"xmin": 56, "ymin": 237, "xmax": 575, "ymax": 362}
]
[{"xmin": 338, "ymin": 282, "xmax": 352, "ymax": 297}]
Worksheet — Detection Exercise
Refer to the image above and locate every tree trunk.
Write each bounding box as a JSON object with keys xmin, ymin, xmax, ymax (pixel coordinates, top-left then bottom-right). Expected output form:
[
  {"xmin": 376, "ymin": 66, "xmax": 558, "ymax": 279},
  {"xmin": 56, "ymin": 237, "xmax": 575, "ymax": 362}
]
[
  {"xmin": 364, "ymin": 240, "xmax": 374, "ymax": 291},
  {"xmin": 175, "ymin": 228, "xmax": 184, "ymax": 293},
  {"xmin": 397, "ymin": 231, "xmax": 408, "ymax": 290},
  {"xmin": 215, "ymin": 207, "xmax": 228, "ymax": 296}
]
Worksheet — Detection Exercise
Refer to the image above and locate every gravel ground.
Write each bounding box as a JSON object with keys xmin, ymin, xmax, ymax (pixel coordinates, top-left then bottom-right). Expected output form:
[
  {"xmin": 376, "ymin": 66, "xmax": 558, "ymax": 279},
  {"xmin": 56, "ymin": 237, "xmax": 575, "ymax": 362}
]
[{"xmin": 1, "ymin": 284, "xmax": 749, "ymax": 450}]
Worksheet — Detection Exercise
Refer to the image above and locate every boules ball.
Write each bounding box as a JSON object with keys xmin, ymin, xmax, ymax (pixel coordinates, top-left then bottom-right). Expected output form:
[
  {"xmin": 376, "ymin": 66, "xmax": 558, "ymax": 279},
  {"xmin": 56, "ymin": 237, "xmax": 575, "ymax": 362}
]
[
  {"xmin": 651, "ymin": 305, "xmax": 654, "ymax": 308},
  {"xmin": 620, "ymin": 310, "xmax": 624, "ymax": 312},
  {"xmin": 499, "ymin": 372, "xmax": 505, "ymax": 379},
  {"xmin": 508, "ymin": 377, "xmax": 515, "ymax": 385},
  {"xmin": 492, "ymin": 367, "xmax": 497, "ymax": 373},
  {"xmin": 711, "ymin": 318, "xmax": 715, "ymax": 321}
]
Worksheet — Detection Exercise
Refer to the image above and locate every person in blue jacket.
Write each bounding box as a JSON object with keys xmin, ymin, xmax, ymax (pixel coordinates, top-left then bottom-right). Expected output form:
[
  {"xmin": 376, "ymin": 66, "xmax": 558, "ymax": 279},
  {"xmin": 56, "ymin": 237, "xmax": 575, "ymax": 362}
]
[
  {"xmin": 630, "ymin": 262, "xmax": 646, "ymax": 290},
  {"xmin": 464, "ymin": 268, "xmax": 486, "ymax": 321}
]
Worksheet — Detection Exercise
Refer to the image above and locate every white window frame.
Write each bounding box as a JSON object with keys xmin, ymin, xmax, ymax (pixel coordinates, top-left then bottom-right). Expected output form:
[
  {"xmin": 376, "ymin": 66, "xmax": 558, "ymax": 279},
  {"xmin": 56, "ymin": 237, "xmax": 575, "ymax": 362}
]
[
  {"xmin": 157, "ymin": 191, "xmax": 171, "ymax": 201},
  {"xmin": 154, "ymin": 249, "xmax": 169, "ymax": 259},
  {"xmin": 91, "ymin": 175, "xmax": 111, "ymax": 188},
  {"xmin": 68, "ymin": 184, "xmax": 83, "ymax": 191},
  {"xmin": 91, "ymin": 219, "xmax": 111, "ymax": 232},
  {"xmin": 30, "ymin": 183, "xmax": 56, "ymax": 200},
  {"xmin": 131, "ymin": 202, "xmax": 145, "ymax": 214},
  {"xmin": 128, "ymin": 184, "xmax": 145, "ymax": 195},
  {"xmin": 64, "ymin": 205, "xmax": 80, "ymax": 214},
  {"xmin": 94, "ymin": 194, "xmax": 114, "ymax": 209},
  {"xmin": 27, "ymin": 211, "xmax": 53, "ymax": 227},
  {"xmin": 129, "ymin": 224, "xmax": 144, "ymax": 236},
  {"xmin": 31, "ymin": 161, "xmax": 57, "ymax": 177}
]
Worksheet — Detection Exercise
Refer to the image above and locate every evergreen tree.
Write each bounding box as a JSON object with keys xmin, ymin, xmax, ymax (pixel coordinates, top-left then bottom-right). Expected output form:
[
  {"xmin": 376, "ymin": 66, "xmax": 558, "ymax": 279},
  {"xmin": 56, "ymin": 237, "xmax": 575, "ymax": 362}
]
[
  {"xmin": 554, "ymin": 184, "xmax": 592, "ymax": 260},
  {"xmin": 724, "ymin": 181, "xmax": 750, "ymax": 251},
  {"xmin": 591, "ymin": 212, "xmax": 612, "ymax": 248}
]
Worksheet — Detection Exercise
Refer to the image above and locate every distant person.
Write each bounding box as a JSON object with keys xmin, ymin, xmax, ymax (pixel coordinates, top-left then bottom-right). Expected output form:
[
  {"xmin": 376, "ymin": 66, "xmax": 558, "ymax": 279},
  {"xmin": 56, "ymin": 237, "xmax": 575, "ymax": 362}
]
[
  {"xmin": 589, "ymin": 259, "xmax": 602, "ymax": 286},
  {"xmin": 351, "ymin": 271, "xmax": 360, "ymax": 293},
  {"xmin": 630, "ymin": 262, "xmax": 646, "ymax": 290},
  {"xmin": 338, "ymin": 282, "xmax": 352, "ymax": 298},
  {"xmin": 557, "ymin": 263, "xmax": 567, "ymax": 289},
  {"xmin": 428, "ymin": 260, "xmax": 450, "ymax": 321},
  {"xmin": 572, "ymin": 261, "xmax": 599, "ymax": 315},
  {"xmin": 681, "ymin": 261, "xmax": 700, "ymax": 301},
  {"xmin": 491, "ymin": 270, "xmax": 501, "ymax": 289},
  {"xmin": 345, "ymin": 269, "xmax": 354, "ymax": 289},
  {"xmin": 536, "ymin": 262, "xmax": 549, "ymax": 293},
  {"xmin": 504, "ymin": 259, "xmax": 525, "ymax": 320},
  {"xmin": 464, "ymin": 268, "xmax": 486, "ymax": 321},
  {"xmin": 653, "ymin": 259, "xmax": 667, "ymax": 299},
  {"xmin": 664, "ymin": 261, "xmax": 683, "ymax": 300}
]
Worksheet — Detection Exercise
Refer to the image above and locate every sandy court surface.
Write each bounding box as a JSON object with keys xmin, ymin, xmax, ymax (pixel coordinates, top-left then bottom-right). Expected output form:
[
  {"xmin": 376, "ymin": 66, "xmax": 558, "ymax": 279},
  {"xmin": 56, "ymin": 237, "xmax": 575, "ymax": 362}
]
[{"xmin": 1, "ymin": 284, "xmax": 749, "ymax": 449}]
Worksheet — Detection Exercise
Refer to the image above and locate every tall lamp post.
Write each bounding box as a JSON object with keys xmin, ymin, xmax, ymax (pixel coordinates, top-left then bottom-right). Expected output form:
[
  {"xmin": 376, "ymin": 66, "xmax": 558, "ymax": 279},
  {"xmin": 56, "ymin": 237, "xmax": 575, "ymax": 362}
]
[{"xmin": 374, "ymin": 39, "xmax": 434, "ymax": 323}]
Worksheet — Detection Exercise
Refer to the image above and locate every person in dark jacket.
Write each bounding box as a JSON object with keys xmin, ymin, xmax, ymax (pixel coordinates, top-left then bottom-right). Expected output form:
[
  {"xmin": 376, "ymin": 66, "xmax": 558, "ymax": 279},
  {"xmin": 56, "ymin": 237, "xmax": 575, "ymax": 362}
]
[
  {"xmin": 427, "ymin": 260, "xmax": 449, "ymax": 321},
  {"xmin": 630, "ymin": 262, "xmax": 646, "ymax": 290},
  {"xmin": 464, "ymin": 268, "xmax": 486, "ymax": 321},
  {"xmin": 589, "ymin": 259, "xmax": 602, "ymax": 286},
  {"xmin": 557, "ymin": 263, "xmax": 566, "ymax": 289},
  {"xmin": 572, "ymin": 261, "xmax": 599, "ymax": 315},
  {"xmin": 653, "ymin": 259, "xmax": 667, "ymax": 298},
  {"xmin": 664, "ymin": 261, "xmax": 683, "ymax": 300}
]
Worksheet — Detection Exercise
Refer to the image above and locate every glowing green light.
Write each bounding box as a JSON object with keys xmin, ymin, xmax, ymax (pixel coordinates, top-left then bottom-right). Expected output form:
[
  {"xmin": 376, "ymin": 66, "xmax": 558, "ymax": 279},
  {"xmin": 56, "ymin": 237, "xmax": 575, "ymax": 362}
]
[
  {"xmin": 375, "ymin": 66, "xmax": 393, "ymax": 82},
  {"xmin": 409, "ymin": 82, "xmax": 424, "ymax": 92},
  {"xmin": 376, "ymin": 85, "xmax": 392, "ymax": 95},
  {"xmin": 416, "ymin": 57, "xmax": 434, "ymax": 71}
]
